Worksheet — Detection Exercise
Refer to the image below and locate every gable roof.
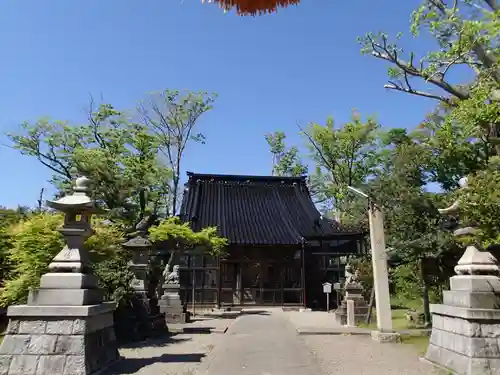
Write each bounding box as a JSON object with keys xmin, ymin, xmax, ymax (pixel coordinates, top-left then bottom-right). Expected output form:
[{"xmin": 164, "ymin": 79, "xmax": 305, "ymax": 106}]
[{"xmin": 180, "ymin": 172, "xmax": 360, "ymax": 245}]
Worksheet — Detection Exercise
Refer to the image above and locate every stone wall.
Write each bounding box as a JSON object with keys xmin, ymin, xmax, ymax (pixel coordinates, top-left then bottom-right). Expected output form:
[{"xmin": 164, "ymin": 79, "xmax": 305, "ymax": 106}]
[{"xmin": 0, "ymin": 313, "xmax": 118, "ymax": 375}]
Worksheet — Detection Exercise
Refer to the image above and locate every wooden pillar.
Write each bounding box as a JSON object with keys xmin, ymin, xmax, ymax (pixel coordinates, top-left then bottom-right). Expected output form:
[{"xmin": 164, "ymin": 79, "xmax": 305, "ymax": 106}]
[
  {"xmin": 217, "ymin": 256, "xmax": 221, "ymax": 309},
  {"xmin": 280, "ymin": 252, "xmax": 285, "ymax": 306},
  {"xmin": 301, "ymin": 240, "xmax": 306, "ymax": 307},
  {"xmin": 236, "ymin": 262, "xmax": 242, "ymax": 305}
]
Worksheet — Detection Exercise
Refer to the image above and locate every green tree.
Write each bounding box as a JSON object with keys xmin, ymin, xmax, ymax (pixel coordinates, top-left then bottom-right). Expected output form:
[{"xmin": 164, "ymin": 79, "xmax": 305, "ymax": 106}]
[
  {"xmin": 459, "ymin": 157, "xmax": 500, "ymax": 248},
  {"xmin": 265, "ymin": 131, "xmax": 308, "ymax": 177},
  {"xmin": 370, "ymin": 130, "xmax": 457, "ymax": 323},
  {"xmin": 301, "ymin": 112, "xmax": 380, "ymax": 221},
  {"xmin": 149, "ymin": 216, "xmax": 227, "ymax": 270},
  {"xmin": 411, "ymin": 109, "xmax": 488, "ymax": 190},
  {"xmin": 356, "ymin": 2, "xmax": 498, "ymax": 318},
  {"xmin": 7, "ymin": 102, "xmax": 171, "ymax": 224},
  {"xmin": 359, "ymin": 0, "xmax": 498, "ymax": 101},
  {"xmin": 139, "ymin": 89, "xmax": 217, "ymax": 216},
  {"xmin": 359, "ymin": 0, "xmax": 499, "ymax": 160}
]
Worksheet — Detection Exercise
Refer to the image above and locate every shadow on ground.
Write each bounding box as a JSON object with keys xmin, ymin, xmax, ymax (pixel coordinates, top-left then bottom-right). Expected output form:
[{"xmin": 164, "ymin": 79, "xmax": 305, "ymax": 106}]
[
  {"xmin": 119, "ymin": 335, "xmax": 191, "ymax": 349},
  {"xmin": 242, "ymin": 310, "xmax": 271, "ymax": 316},
  {"xmin": 106, "ymin": 353, "xmax": 206, "ymax": 374},
  {"xmin": 191, "ymin": 309, "xmax": 271, "ymax": 320},
  {"xmin": 170, "ymin": 327, "xmax": 215, "ymax": 334}
]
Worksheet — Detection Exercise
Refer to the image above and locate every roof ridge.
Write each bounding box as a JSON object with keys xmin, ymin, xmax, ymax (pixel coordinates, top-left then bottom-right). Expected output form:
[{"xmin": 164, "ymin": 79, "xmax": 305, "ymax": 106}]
[
  {"xmin": 180, "ymin": 171, "xmax": 363, "ymax": 245},
  {"xmin": 186, "ymin": 171, "xmax": 307, "ymax": 183}
]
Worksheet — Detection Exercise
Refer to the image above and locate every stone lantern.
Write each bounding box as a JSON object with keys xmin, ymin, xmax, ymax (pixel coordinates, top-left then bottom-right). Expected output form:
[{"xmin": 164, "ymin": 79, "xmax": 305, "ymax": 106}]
[
  {"xmin": 122, "ymin": 234, "xmax": 151, "ymax": 301},
  {"xmin": 425, "ymin": 176, "xmax": 500, "ymax": 375},
  {"xmin": 334, "ymin": 267, "xmax": 369, "ymax": 326},
  {"xmin": 0, "ymin": 176, "xmax": 120, "ymax": 375}
]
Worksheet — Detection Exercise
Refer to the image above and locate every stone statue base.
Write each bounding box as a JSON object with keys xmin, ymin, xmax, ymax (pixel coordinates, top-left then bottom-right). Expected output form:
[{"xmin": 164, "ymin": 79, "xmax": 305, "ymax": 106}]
[
  {"xmin": 158, "ymin": 284, "xmax": 189, "ymax": 325},
  {"xmin": 0, "ymin": 303, "xmax": 119, "ymax": 375},
  {"xmin": 334, "ymin": 283, "xmax": 369, "ymax": 326},
  {"xmin": 425, "ymin": 274, "xmax": 500, "ymax": 375}
]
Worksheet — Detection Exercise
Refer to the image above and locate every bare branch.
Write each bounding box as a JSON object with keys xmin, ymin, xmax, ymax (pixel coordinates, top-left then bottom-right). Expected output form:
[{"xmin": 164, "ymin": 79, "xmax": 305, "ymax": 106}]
[
  {"xmin": 483, "ymin": 0, "xmax": 498, "ymax": 11},
  {"xmin": 384, "ymin": 82, "xmax": 453, "ymax": 103},
  {"xmin": 369, "ymin": 34, "xmax": 470, "ymax": 100},
  {"xmin": 87, "ymin": 95, "xmax": 107, "ymax": 149}
]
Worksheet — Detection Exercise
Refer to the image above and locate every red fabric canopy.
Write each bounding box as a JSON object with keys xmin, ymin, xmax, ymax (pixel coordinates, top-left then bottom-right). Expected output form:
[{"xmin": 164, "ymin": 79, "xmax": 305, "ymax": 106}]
[{"xmin": 208, "ymin": 0, "xmax": 301, "ymax": 16}]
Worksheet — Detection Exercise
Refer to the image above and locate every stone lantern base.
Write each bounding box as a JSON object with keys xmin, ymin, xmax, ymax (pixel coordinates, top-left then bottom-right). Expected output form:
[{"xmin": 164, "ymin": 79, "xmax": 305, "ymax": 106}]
[
  {"xmin": 425, "ymin": 275, "xmax": 500, "ymax": 375},
  {"xmin": 0, "ymin": 303, "xmax": 119, "ymax": 375},
  {"xmin": 158, "ymin": 284, "xmax": 189, "ymax": 325},
  {"xmin": 334, "ymin": 283, "xmax": 369, "ymax": 325}
]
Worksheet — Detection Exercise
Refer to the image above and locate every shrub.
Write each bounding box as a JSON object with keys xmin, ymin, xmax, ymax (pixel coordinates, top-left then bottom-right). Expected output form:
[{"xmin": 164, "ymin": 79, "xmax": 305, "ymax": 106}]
[
  {"xmin": 0, "ymin": 213, "xmax": 64, "ymax": 307},
  {"xmin": 0, "ymin": 212, "xmax": 132, "ymax": 307}
]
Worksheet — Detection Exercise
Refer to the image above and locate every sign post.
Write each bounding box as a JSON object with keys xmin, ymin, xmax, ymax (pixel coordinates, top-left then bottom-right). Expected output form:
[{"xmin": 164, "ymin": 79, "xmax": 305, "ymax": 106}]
[{"xmin": 323, "ymin": 282, "xmax": 332, "ymax": 311}]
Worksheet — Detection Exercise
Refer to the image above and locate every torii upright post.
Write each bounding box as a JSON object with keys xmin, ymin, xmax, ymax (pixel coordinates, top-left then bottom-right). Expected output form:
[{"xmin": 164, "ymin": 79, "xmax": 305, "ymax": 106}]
[
  {"xmin": 367, "ymin": 201, "xmax": 393, "ymax": 333},
  {"xmin": 347, "ymin": 186, "xmax": 399, "ymax": 342}
]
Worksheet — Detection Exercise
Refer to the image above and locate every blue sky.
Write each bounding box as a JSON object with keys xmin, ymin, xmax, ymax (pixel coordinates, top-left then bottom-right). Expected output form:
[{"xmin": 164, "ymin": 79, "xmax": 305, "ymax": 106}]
[{"xmin": 0, "ymin": 0, "xmax": 442, "ymax": 208}]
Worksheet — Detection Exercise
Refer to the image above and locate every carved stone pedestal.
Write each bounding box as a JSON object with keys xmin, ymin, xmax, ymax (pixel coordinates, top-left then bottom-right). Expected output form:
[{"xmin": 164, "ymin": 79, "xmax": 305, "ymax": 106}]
[
  {"xmin": 334, "ymin": 283, "xmax": 369, "ymax": 326},
  {"xmin": 158, "ymin": 284, "xmax": 189, "ymax": 325}
]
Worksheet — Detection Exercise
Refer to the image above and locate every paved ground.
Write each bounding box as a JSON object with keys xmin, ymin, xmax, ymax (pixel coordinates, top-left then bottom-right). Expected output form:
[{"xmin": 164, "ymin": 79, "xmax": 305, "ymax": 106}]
[
  {"xmin": 195, "ymin": 311, "xmax": 324, "ymax": 375},
  {"xmin": 107, "ymin": 310, "xmax": 438, "ymax": 375},
  {"xmin": 196, "ymin": 310, "xmax": 436, "ymax": 375},
  {"xmin": 285, "ymin": 310, "xmax": 342, "ymax": 331},
  {"xmin": 107, "ymin": 318, "xmax": 233, "ymax": 375}
]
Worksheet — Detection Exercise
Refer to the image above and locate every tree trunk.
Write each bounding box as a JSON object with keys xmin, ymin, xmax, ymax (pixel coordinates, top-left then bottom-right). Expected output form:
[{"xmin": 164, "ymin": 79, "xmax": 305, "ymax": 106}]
[
  {"xmin": 420, "ymin": 257, "xmax": 431, "ymax": 327},
  {"xmin": 366, "ymin": 288, "xmax": 375, "ymax": 325},
  {"xmin": 167, "ymin": 249, "xmax": 177, "ymax": 268}
]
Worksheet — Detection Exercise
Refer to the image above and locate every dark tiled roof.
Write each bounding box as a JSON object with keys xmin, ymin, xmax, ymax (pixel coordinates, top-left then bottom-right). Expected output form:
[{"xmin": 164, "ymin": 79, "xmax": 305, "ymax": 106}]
[{"xmin": 180, "ymin": 172, "xmax": 360, "ymax": 245}]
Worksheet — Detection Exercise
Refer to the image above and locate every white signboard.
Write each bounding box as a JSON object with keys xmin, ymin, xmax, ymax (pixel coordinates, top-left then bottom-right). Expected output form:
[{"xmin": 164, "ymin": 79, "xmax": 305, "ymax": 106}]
[{"xmin": 322, "ymin": 282, "xmax": 332, "ymax": 294}]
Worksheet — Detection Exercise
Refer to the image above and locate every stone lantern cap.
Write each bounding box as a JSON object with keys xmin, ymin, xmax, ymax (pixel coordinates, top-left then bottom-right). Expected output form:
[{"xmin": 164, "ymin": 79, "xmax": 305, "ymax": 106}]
[
  {"xmin": 123, "ymin": 235, "xmax": 151, "ymax": 248},
  {"xmin": 46, "ymin": 176, "xmax": 97, "ymax": 213}
]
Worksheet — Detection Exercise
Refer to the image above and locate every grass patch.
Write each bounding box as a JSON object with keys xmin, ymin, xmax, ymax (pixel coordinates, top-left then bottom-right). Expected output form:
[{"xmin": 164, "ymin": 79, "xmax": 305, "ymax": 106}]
[
  {"xmin": 390, "ymin": 296, "xmax": 423, "ymax": 311},
  {"xmin": 358, "ymin": 308, "xmax": 430, "ymax": 354},
  {"xmin": 400, "ymin": 334, "xmax": 430, "ymax": 355},
  {"xmin": 359, "ymin": 309, "xmax": 426, "ymax": 330}
]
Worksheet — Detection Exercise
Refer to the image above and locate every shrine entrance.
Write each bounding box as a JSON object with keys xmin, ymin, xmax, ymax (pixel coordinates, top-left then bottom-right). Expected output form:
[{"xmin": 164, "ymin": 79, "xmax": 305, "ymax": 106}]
[{"xmin": 217, "ymin": 246, "xmax": 304, "ymax": 307}]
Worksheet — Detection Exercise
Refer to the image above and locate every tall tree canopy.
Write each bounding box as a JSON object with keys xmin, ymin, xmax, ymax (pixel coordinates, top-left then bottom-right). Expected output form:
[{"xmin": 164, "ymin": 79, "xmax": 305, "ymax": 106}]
[
  {"xmin": 265, "ymin": 131, "xmax": 307, "ymax": 177},
  {"xmin": 359, "ymin": 0, "xmax": 499, "ymax": 171},
  {"xmin": 301, "ymin": 113, "xmax": 380, "ymax": 219},
  {"xmin": 139, "ymin": 89, "xmax": 217, "ymax": 216}
]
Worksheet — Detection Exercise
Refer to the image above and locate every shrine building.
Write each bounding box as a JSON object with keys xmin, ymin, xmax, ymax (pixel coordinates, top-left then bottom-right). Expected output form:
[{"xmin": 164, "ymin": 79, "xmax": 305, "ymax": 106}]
[{"xmin": 178, "ymin": 172, "xmax": 366, "ymax": 309}]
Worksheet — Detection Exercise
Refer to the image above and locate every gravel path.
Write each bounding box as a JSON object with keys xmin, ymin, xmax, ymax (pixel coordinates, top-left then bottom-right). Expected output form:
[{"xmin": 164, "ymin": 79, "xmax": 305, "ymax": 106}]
[
  {"xmin": 286, "ymin": 310, "xmax": 437, "ymax": 374},
  {"xmin": 302, "ymin": 334, "xmax": 437, "ymax": 375}
]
